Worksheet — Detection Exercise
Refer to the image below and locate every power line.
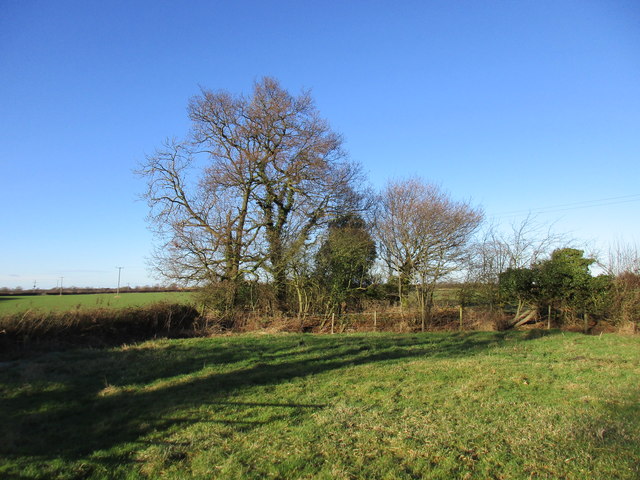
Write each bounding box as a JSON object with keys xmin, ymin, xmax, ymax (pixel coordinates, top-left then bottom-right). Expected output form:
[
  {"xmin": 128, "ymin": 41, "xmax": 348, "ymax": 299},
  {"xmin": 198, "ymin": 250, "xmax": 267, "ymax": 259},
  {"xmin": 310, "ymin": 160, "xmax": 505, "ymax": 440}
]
[{"xmin": 493, "ymin": 193, "xmax": 640, "ymax": 218}]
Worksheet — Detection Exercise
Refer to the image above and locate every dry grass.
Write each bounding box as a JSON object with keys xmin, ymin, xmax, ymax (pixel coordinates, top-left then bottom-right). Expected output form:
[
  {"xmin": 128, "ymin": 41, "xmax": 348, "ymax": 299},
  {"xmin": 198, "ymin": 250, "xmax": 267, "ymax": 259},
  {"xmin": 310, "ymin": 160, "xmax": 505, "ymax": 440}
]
[{"xmin": 0, "ymin": 303, "xmax": 200, "ymax": 358}]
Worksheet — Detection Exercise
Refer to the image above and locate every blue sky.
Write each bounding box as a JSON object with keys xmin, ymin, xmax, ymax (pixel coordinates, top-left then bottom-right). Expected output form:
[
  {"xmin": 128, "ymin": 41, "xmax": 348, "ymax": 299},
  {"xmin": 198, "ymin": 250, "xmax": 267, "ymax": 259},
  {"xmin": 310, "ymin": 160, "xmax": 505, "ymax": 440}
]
[{"xmin": 1, "ymin": 0, "xmax": 639, "ymax": 289}]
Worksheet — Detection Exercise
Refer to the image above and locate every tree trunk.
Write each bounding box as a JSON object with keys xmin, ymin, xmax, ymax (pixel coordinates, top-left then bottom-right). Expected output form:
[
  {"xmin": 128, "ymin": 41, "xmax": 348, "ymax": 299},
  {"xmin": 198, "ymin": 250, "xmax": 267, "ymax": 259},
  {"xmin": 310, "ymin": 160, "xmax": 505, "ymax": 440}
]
[
  {"xmin": 273, "ymin": 272, "xmax": 288, "ymax": 312},
  {"xmin": 509, "ymin": 308, "xmax": 538, "ymax": 328},
  {"xmin": 419, "ymin": 285, "xmax": 426, "ymax": 332},
  {"xmin": 266, "ymin": 229, "xmax": 289, "ymax": 312},
  {"xmin": 424, "ymin": 285, "xmax": 436, "ymax": 329},
  {"xmin": 224, "ymin": 279, "xmax": 238, "ymax": 313},
  {"xmin": 583, "ymin": 312, "xmax": 589, "ymax": 334}
]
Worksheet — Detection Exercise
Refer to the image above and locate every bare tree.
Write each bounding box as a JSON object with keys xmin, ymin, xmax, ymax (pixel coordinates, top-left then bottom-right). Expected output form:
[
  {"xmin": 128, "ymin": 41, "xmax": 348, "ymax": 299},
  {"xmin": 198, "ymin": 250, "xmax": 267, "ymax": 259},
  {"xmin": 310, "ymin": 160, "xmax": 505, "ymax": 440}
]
[
  {"xmin": 137, "ymin": 139, "xmax": 258, "ymax": 308},
  {"xmin": 465, "ymin": 214, "xmax": 567, "ymax": 308},
  {"xmin": 138, "ymin": 77, "xmax": 362, "ymax": 311},
  {"xmin": 604, "ymin": 241, "xmax": 640, "ymax": 276},
  {"xmin": 376, "ymin": 178, "xmax": 483, "ymax": 329},
  {"xmin": 603, "ymin": 241, "xmax": 640, "ymax": 330}
]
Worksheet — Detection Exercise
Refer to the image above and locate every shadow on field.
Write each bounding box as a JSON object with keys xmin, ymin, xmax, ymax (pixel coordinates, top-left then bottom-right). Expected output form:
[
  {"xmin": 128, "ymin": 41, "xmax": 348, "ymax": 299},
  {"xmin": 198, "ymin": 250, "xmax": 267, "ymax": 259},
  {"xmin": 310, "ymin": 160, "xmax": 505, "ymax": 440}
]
[
  {"xmin": 1, "ymin": 331, "xmax": 562, "ymax": 473},
  {"xmin": 571, "ymin": 384, "xmax": 640, "ymax": 476}
]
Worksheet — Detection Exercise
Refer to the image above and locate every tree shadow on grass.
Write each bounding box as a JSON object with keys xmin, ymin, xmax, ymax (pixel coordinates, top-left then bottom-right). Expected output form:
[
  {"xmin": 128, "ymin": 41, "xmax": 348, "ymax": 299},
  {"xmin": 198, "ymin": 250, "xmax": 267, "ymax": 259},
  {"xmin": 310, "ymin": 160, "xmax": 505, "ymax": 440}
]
[
  {"xmin": 0, "ymin": 330, "xmax": 560, "ymax": 476},
  {"xmin": 566, "ymin": 385, "xmax": 640, "ymax": 478}
]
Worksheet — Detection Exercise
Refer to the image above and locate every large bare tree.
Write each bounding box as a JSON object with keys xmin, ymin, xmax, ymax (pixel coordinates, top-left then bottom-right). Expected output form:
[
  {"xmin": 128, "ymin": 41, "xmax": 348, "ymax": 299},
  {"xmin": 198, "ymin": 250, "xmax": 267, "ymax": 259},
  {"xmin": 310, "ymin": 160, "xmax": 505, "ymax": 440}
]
[
  {"xmin": 138, "ymin": 77, "xmax": 362, "ymax": 311},
  {"xmin": 137, "ymin": 139, "xmax": 258, "ymax": 308},
  {"xmin": 376, "ymin": 178, "xmax": 483, "ymax": 329}
]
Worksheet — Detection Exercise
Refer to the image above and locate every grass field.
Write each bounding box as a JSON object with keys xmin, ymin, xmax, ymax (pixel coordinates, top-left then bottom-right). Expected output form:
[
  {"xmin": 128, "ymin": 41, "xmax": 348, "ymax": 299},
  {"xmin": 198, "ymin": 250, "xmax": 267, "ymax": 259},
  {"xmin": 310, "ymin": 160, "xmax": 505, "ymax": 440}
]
[
  {"xmin": 0, "ymin": 292, "xmax": 194, "ymax": 315},
  {"xmin": 1, "ymin": 331, "xmax": 638, "ymax": 479},
  {"xmin": 0, "ymin": 289, "xmax": 461, "ymax": 316}
]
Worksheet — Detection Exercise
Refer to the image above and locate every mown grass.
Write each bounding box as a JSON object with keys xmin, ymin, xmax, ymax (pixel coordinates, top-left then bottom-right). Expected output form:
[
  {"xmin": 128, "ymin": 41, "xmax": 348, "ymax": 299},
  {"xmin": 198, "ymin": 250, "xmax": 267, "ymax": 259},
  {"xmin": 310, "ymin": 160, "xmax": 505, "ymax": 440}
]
[
  {"xmin": 0, "ymin": 292, "xmax": 194, "ymax": 315},
  {"xmin": 1, "ymin": 331, "xmax": 638, "ymax": 479}
]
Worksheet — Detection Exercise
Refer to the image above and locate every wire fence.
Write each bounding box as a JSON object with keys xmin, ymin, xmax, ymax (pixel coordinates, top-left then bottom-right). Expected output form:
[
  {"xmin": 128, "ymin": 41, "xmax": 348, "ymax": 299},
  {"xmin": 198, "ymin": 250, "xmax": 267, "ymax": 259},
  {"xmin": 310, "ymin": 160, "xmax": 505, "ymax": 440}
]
[{"xmin": 235, "ymin": 304, "xmax": 484, "ymax": 334}]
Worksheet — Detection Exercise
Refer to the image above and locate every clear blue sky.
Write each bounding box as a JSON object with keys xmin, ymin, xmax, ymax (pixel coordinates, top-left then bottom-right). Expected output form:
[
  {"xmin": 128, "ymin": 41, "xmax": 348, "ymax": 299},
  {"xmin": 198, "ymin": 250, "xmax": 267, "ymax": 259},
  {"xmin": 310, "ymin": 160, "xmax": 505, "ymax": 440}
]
[{"xmin": 2, "ymin": 0, "xmax": 639, "ymax": 289}]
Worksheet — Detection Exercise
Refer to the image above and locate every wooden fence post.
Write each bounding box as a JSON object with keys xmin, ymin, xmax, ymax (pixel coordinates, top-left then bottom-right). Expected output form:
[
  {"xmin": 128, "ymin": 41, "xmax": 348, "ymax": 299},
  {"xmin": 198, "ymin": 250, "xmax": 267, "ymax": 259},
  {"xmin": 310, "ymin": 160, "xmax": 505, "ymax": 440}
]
[
  {"xmin": 331, "ymin": 312, "xmax": 335, "ymax": 334},
  {"xmin": 459, "ymin": 305, "xmax": 463, "ymax": 331},
  {"xmin": 583, "ymin": 313, "xmax": 589, "ymax": 334},
  {"xmin": 374, "ymin": 310, "xmax": 377, "ymax": 331}
]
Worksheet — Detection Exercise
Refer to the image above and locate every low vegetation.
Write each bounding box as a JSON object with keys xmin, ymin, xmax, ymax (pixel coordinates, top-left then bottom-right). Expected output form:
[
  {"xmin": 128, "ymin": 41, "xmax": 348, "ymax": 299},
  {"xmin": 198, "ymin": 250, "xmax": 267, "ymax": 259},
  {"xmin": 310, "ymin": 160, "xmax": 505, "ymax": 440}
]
[
  {"xmin": 1, "ymin": 331, "xmax": 638, "ymax": 479},
  {"xmin": 0, "ymin": 303, "xmax": 200, "ymax": 359}
]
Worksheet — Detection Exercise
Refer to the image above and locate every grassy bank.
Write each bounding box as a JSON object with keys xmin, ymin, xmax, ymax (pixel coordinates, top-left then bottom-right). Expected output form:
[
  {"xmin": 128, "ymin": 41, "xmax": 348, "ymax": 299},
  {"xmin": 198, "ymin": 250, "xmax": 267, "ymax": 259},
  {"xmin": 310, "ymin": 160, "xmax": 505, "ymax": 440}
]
[
  {"xmin": 0, "ymin": 292, "xmax": 194, "ymax": 315},
  {"xmin": 1, "ymin": 331, "xmax": 638, "ymax": 479}
]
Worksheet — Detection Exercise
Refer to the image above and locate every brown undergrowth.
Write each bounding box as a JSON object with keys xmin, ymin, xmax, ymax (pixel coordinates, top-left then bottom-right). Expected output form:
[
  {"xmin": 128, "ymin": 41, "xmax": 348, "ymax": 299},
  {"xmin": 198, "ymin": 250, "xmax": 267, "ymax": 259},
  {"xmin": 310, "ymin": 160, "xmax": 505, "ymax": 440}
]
[
  {"xmin": 0, "ymin": 303, "xmax": 200, "ymax": 359},
  {"xmin": 1, "ymin": 304, "xmax": 628, "ymax": 359}
]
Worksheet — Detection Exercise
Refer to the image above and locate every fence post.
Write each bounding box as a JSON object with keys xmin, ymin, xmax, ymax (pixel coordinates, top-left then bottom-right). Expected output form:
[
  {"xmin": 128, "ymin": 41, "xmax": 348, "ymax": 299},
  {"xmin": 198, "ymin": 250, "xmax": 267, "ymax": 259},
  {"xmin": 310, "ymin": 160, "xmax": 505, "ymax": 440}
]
[
  {"xmin": 459, "ymin": 305, "xmax": 463, "ymax": 331},
  {"xmin": 374, "ymin": 310, "xmax": 377, "ymax": 331},
  {"xmin": 331, "ymin": 312, "xmax": 335, "ymax": 334},
  {"xmin": 583, "ymin": 313, "xmax": 589, "ymax": 334}
]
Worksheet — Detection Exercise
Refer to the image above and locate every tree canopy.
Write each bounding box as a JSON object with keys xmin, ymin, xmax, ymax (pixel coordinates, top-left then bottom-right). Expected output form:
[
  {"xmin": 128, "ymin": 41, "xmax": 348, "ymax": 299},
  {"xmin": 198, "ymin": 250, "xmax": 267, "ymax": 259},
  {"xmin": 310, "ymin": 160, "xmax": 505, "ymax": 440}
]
[
  {"xmin": 138, "ymin": 78, "xmax": 625, "ymax": 327},
  {"xmin": 315, "ymin": 213, "xmax": 376, "ymax": 311},
  {"xmin": 499, "ymin": 248, "xmax": 612, "ymax": 325},
  {"xmin": 138, "ymin": 77, "xmax": 363, "ymax": 311}
]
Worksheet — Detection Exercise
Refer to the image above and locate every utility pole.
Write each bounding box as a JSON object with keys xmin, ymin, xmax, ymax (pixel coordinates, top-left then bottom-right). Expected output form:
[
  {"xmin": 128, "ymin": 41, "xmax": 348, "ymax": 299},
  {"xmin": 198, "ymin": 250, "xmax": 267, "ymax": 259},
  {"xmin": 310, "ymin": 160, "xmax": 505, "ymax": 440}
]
[
  {"xmin": 59, "ymin": 277, "xmax": 64, "ymax": 296},
  {"xmin": 116, "ymin": 267, "xmax": 123, "ymax": 296}
]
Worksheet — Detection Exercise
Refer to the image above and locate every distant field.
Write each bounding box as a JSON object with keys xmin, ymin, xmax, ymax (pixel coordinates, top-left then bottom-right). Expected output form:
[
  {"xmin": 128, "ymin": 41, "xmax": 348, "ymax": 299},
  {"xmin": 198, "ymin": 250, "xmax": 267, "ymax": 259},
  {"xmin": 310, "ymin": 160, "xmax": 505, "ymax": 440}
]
[
  {"xmin": 1, "ymin": 331, "xmax": 638, "ymax": 479},
  {"xmin": 433, "ymin": 286, "xmax": 460, "ymax": 302},
  {"xmin": 0, "ymin": 292, "xmax": 194, "ymax": 315},
  {"xmin": 0, "ymin": 287, "xmax": 464, "ymax": 316}
]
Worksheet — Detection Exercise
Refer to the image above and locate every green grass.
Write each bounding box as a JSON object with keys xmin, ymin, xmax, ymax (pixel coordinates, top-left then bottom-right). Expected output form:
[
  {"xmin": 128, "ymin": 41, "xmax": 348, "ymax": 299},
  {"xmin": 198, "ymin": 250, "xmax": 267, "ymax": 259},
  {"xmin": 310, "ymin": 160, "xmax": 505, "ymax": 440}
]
[
  {"xmin": 1, "ymin": 331, "xmax": 639, "ymax": 479},
  {"xmin": 0, "ymin": 292, "xmax": 194, "ymax": 315}
]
